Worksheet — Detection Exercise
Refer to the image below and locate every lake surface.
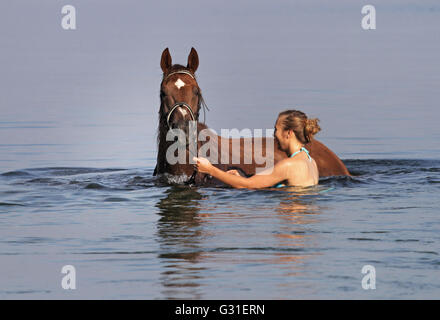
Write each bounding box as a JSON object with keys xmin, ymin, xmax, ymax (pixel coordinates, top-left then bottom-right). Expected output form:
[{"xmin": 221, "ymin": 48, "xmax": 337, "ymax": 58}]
[
  {"xmin": 1, "ymin": 160, "xmax": 439, "ymax": 299},
  {"xmin": 1, "ymin": 0, "xmax": 439, "ymax": 299}
]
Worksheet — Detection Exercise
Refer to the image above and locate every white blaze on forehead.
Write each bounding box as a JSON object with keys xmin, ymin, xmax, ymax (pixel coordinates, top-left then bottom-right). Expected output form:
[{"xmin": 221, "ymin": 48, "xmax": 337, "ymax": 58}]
[{"xmin": 174, "ymin": 78, "xmax": 185, "ymax": 89}]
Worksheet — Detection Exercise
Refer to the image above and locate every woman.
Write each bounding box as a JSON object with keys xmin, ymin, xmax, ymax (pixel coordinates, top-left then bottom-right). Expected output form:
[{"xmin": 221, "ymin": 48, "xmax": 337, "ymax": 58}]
[{"xmin": 193, "ymin": 110, "xmax": 321, "ymax": 189}]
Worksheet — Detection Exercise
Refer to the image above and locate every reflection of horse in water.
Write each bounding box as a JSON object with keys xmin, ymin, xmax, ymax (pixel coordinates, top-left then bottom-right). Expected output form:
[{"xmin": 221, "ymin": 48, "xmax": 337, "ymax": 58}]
[
  {"xmin": 155, "ymin": 185, "xmax": 204, "ymax": 259},
  {"xmin": 155, "ymin": 186, "xmax": 206, "ymax": 299},
  {"xmin": 154, "ymin": 47, "xmax": 350, "ymax": 185}
]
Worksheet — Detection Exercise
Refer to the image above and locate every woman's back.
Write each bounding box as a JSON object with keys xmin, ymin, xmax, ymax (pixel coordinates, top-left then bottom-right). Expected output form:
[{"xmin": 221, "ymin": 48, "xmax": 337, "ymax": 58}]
[{"xmin": 274, "ymin": 147, "xmax": 319, "ymax": 187}]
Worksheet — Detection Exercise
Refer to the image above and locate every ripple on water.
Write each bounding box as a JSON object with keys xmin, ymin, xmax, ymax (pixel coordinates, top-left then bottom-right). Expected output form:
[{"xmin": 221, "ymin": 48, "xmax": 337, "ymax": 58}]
[
  {"xmin": 103, "ymin": 197, "xmax": 130, "ymax": 202},
  {"xmin": 26, "ymin": 167, "xmax": 127, "ymax": 176},
  {"xmin": 0, "ymin": 170, "xmax": 33, "ymax": 177},
  {"xmin": 84, "ymin": 182, "xmax": 107, "ymax": 190},
  {"xmin": 25, "ymin": 177, "xmax": 64, "ymax": 186},
  {"xmin": 0, "ymin": 202, "xmax": 25, "ymax": 207}
]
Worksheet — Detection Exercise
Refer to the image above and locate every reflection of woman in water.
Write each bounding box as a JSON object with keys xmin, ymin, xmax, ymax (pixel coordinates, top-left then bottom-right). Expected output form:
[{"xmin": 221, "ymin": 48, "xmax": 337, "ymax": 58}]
[{"xmin": 194, "ymin": 110, "xmax": 321, "ymax": 189}]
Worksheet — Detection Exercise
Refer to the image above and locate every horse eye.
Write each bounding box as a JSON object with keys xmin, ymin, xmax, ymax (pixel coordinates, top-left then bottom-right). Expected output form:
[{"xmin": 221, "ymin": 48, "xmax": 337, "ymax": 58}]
[{"xmin": 160, "ymin": 90, "xmax": 166, "ymax": 97}]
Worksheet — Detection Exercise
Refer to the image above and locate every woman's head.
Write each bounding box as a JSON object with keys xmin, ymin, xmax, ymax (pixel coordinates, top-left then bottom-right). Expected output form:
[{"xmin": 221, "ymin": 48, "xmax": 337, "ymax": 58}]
[{"xmin": 274, "ymin": 110, "xmax": 321, "ymax": 150}]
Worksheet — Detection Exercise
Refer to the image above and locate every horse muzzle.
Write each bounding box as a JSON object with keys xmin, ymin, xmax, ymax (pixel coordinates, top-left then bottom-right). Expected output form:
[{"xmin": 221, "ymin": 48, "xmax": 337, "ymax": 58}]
[{"xmin": 166, "ymin": 102, "xmax": 196, "ymax": 129}]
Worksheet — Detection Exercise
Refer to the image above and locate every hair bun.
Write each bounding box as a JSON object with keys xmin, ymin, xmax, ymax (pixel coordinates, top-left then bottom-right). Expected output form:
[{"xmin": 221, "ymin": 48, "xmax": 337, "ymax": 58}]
[{"xmin": 304, "ymin": 118, "xmax": 321, "ymax": 142}]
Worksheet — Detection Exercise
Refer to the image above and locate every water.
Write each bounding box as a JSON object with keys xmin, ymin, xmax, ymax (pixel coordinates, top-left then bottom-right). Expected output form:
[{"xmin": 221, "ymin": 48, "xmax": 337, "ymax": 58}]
[
  {"xmin": 0, "ymin": 160, "xmax": 439, "ymax": 299},
  {"xmin": 1, "ymin": 0, "xmax": 440, "ymax": 299}
]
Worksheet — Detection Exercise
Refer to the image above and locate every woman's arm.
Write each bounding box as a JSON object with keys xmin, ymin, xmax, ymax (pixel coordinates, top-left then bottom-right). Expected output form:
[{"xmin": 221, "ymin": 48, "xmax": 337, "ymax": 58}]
[{"xmin": 193, "ymin": 157, "xmax": 290, "ymax": 189}]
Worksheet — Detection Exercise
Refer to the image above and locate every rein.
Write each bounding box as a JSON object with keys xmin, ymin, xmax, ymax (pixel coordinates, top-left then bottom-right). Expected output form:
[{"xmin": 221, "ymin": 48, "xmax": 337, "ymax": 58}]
[{"xmin": 161, "ymin": 69, "xmax": 209, "ymax": 185}]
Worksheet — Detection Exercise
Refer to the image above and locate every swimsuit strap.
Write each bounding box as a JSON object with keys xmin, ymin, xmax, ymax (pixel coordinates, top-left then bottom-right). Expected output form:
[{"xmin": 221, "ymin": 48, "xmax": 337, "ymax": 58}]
[
  {"xmin": 300, "ymin": 147, "xmax": 312, "ymax": 162},
  {"xmin": 289, "ymin": 147, "xmax": 312, "ymax": 162}
]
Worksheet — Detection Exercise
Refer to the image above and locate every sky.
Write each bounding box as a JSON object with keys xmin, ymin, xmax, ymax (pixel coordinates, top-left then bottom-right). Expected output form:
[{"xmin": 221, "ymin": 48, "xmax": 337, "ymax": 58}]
[{"xmin": 0, "ymin": 0, "xmax": 439, "ymax": 170}]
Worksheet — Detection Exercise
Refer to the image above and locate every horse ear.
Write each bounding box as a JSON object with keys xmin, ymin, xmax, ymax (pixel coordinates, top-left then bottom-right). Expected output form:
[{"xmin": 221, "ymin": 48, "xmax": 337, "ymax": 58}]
[
  {"xmin": 187, "ymin": 47, "xmax": 199, "ymax": 73},
  {"xmin": 160, "ymin": 48, "xmax": 172, "ymax": 73}
]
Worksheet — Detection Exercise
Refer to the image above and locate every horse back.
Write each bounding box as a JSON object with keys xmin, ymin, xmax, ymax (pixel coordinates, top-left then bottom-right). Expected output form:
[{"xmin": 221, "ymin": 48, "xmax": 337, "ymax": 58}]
[{"xmin": 305, "ymin": 139, "xmax": 350, "ymax": 177}]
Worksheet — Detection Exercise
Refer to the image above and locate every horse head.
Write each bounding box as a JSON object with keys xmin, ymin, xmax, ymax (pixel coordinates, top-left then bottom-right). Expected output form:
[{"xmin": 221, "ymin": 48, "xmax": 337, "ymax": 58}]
[
  {"xmin": 159, "ymin": 48, "xmax": 207, "ymax": 138},
  {"xmin": 155, "ymin": 47, "xmax": 209, "ymax": 179}
]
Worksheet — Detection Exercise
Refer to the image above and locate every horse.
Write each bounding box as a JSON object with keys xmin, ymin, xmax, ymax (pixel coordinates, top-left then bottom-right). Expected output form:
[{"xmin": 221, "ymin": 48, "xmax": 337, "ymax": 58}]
[{"xmin": 154, "ymin": 48, "xmax": 350, "ymax": 185}]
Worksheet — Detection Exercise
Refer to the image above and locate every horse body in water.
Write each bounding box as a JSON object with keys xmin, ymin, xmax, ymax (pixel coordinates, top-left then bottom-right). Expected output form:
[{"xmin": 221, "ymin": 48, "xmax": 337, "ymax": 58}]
[{"xmin": 154, "ymin": 48, "xmax": 350, "ymax": 185}]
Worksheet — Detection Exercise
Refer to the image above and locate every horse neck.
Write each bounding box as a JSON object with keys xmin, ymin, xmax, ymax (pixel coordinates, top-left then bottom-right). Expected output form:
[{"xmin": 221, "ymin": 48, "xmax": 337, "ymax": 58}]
[
  {"xmin": 157, "ymin": 118, "xmax": 212, "ymax": 147},
  {"xmin": 156, "ymin": 109, "xmax": 214, "ymax": 175}
]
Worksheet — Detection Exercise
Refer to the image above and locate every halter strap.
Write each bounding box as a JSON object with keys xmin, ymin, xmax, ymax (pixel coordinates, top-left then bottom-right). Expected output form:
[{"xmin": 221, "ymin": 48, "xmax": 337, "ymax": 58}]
[
  {"xmin": 289, "ymin": 147, "xmax": 312, "ymax": 162},
  {"xmin": 164, "ymin": 70, "xmax": 195, "ymax": 81},
  {"xmin": 166, "ymin": 102, "xmax": 196, "ymax": 128}
]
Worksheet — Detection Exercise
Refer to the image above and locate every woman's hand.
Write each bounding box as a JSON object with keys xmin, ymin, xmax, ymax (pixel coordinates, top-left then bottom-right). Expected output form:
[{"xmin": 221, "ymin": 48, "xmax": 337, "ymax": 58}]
[
  {"xmin": 226, "ymin": 169, "xmax": 241, "ymax": 176},
  {"xmin": 193, "ymin": 157, "xmax": 213, "ymax": 175}
]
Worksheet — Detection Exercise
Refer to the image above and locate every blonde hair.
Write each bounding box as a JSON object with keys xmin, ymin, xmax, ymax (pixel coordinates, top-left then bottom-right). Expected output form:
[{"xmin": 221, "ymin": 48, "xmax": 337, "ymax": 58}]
[{"xmin": 278, "ymin": 110, "xmax": 321, "ymax": 144}]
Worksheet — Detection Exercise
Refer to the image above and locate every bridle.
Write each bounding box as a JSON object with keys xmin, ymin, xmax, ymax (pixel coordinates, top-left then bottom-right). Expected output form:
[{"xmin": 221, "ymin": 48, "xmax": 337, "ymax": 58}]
[
  {"xmin": 162, "ymin": 69, "xmax": 207, "ymax": 185},
  {"xmin": 166, "ymin": 102, "xmax": 196, "ymax": 129},
  {"xmin": 163, "ymin": 70, "xmax": 198, "ymax": 129}
]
